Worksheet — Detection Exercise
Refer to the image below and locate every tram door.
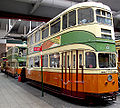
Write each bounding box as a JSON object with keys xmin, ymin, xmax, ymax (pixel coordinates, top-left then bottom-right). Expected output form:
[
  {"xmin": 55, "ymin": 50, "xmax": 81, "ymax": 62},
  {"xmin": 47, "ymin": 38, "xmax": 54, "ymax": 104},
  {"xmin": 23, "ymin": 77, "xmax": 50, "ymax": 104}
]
[
  {"xmin": 61, "ymin": 50, "xmax": 84, "ymax": 95},
  {"xmin": 61, "ymin": 51, "xmax": 71, "ymax": 94}
]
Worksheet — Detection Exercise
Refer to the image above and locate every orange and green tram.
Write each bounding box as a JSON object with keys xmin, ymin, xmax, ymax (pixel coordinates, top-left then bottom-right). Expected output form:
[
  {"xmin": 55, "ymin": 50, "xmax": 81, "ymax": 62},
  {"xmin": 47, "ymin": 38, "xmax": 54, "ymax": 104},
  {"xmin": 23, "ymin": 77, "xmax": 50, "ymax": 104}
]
[
  {"xmin": 26, "ymin": 2, "xmax": 118, "ymax": 101},
  {"xmin": 6, "ymin": 45, "xmax": 27, "ymax": 77},
  {"xmin": 0, "ymin": 57, "xmax": 7, "ymax": 72}
]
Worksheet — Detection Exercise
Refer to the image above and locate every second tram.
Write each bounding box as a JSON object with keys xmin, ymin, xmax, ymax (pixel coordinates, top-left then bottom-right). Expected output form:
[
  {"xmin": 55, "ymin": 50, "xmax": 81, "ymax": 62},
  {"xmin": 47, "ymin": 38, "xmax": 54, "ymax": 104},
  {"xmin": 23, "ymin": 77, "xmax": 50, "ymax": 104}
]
[{"xmin": 6, "ymin": 45, "xmax": 27, "ymax": 76}]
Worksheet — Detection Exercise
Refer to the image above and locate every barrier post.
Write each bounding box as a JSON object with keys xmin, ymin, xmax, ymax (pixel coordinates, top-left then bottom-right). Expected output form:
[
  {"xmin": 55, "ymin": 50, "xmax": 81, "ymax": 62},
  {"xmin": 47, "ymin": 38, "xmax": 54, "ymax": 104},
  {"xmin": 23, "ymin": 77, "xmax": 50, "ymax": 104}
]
[
  {"xmin": 41, "ymin": 48, "xmax": 44, "ymax": 97},
  {"xmin": 40, "ymin": 46, "xmax": 44, "ymax": 97},
  {"xmin": 34, "ymin": 45, "xmax": 44, "ymax": 97}
]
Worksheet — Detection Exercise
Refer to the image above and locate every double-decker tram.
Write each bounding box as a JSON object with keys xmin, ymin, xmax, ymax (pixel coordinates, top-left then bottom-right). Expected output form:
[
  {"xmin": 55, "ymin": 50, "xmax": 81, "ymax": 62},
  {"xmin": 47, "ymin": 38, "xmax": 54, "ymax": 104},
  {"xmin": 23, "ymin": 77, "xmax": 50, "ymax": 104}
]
[
  {"xmin": 6, "ymin": 45, "xmax": 27, "ymax": 77},
  {"xmin": 115, "ymin": 40, "xmax": 120, "ymax": 73},
  {"xmin": 0, "ymin": 57, "xmax": 7, "ymax": 72},
  {"xmin": 27, "ymin": 2, "xmax": 118, "ymax": 101}
]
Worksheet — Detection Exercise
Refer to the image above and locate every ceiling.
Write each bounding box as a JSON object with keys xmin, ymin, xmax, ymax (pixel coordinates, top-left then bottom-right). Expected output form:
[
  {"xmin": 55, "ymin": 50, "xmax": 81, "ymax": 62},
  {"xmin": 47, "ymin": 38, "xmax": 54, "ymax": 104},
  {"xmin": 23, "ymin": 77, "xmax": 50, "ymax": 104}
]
[{"xmin": 0, "ymin": 0, "xmax": 120, "ymax": 40}]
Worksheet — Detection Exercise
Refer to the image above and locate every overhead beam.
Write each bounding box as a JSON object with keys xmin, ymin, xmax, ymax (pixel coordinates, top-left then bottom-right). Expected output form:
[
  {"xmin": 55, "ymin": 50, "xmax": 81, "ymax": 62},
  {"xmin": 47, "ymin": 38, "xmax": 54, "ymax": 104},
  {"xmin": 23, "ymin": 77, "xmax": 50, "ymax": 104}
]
[
  {"xmin": 30, "ymin": 0, "xmax": 43, "ymax": 14},
  {"xmin": 0, "ymin": 11, "xmax": 51, "ymax": 22}
]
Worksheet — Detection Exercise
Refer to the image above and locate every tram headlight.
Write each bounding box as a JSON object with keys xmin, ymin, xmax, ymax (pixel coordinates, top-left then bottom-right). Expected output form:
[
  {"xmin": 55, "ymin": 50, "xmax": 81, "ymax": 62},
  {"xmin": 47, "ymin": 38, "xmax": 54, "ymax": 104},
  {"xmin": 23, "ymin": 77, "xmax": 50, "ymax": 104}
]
[{"xmin": 108, "ymin": 75, "xmax": 112, "ymax": 82}]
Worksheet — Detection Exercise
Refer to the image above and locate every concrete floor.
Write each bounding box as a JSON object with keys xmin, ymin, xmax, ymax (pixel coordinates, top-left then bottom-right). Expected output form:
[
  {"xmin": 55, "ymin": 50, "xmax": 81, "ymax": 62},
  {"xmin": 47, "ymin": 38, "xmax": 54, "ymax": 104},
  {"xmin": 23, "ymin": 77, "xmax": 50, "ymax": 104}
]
[
  {"xmin": 0, "ymin": 72, "xmax": 120, "ymax": 108},
  {"xmin": 0, "ymin": 72, "xmax": 53, "ymax": 108}
]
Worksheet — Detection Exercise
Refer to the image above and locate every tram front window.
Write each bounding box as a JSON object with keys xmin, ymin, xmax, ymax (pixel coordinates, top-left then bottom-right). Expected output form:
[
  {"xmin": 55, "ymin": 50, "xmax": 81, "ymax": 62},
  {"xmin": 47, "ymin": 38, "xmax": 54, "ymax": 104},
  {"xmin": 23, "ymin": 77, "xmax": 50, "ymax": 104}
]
[
  {"xmin": 19, "ymin": 62, "xmax": 26, "ymax": 67},
  {"xmin": 98, "ymin": 53, "xmax": 116, "ymax": 68}
]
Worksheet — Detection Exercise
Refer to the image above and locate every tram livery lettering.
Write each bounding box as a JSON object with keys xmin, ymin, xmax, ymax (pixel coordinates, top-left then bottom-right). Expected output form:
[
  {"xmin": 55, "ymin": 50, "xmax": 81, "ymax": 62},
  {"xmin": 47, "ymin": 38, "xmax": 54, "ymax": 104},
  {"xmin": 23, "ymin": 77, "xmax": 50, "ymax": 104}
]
[{"xmin": 33, "ymin": 36, "xmax": 61, "ymax": 53}]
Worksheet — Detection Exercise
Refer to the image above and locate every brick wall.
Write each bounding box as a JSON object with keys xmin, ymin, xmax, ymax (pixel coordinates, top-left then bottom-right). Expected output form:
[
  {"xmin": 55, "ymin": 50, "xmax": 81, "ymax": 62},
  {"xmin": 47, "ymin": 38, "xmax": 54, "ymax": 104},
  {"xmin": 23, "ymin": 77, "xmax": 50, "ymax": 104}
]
[{"xmin": 0, "ymin": 44, "xmax": 6, "ymax": 58}]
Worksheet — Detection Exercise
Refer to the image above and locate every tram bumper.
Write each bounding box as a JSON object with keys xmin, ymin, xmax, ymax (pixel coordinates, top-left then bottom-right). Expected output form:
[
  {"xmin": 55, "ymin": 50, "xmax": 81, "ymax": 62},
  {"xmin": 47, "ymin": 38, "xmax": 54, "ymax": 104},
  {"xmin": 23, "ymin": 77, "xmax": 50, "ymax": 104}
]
[{"xmin": 93, "ymin": 92, "xmax": 117, "ymax": 101}]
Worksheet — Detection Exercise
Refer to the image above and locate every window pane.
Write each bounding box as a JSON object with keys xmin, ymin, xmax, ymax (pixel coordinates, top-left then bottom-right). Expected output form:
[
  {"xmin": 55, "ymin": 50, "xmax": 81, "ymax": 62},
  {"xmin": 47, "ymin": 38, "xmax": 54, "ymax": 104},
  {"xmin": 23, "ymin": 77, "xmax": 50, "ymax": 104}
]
[
  {"xmin": 63, "ymin": 56, "xmax": 65, "ymax": 67},
  {"xmin": 15, "ymin": 48, "xmax": 18, "ymax": 53},
  {"xmin": 102, "ymin": 10, "xmax": 105, "ymax": 16},
  {"xmin": 42, "ymin": 26, "xmax": 49, "ymax": 39},
  {"xmin": 50, "ymin": 53, "xmax": 60, "ymax": 68},
  {"xmin": 78, "ymin": 8, "xmax": 94, "ymax": 24},
  {"xmin": 86, "ymin": 52, "xmax": 96, "ymax": 68},
  {"xmin": 63, "ymin": 14, "xmax": 67, "ymax": 29},
  {"xmin": 34, "ymin": 56, "xmax": 40, "ymax": 67},
  {"xmin": 29, "ymin": 57, "xmax": 34, "ymax": 67},
  {"xmin": 107, "ymin": 12, "xmax": 111, "ymax": 18},
  {"xmin": 19, "ymin": 48, "xmax": 27, "ymax": 57},
  {"xmin": 98, "ymin": 53, "xmax": 116, "ymax": 68},
  {"xmin": 69, "ymin": 10, "xmax": 76, "ymax": 27},
  {"xmin": 19, "ymin": 62, "xmax": 26, "ymax": 67},
  {"xmin": 101, "ymin": 34, "xmax": 112, "ymax": 39},
  {"xmin": 11, "ymin": 62, "xmax": 15, "ymax": 67},
  {"xmin": 43, "ymin": 55, "xmax": 48, "ymax": 67},
  {"xmin": 96, "ymin": 9, "xmax": 101, "ymax": 15},
  {"xmin": 30, "ymin": 35, "xmax": 34, "ymax": 45},
  {"xmin": 23, "ymin": 48, "xmax": 27, "ymax": 56},
  {"xmin": 35, "ymin": 31, "xmax": 40, "ymax": 42},
  {"xmin": 51, "ymin": 18, "xmax": 60, "ymax": 35},
  {"xmin": 101, "ymin": 28, "xmax": 111, "ymax": 34},
  {"xmin": 79, "ymin": 54, "xmax": 82, "ymax": 68},
  {"xmin": 97, "ymin": 15, "xmax": 112, "ymax": 26},
  {"xmin": 73, "ymin": 55, "xmax": 75, "ymax": 68},
  {"xmin": 67, "ymin": 55, "xmax": 69, "ymax": 68}
]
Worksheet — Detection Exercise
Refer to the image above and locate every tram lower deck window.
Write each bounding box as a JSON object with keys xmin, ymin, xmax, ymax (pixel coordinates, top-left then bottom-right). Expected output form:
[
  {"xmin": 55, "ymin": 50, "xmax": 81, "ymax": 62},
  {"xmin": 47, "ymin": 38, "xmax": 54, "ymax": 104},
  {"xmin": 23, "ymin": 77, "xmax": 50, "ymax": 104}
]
[
  {"xmin": 29, "ymin": 57, "xmax": 33, "ymax": 67},
  {"xmin": 50, "ymin": 53, "xmax": 60, "ymax": 68},
  {"xmin": 43, "ymin": 55, "xmax": 48, "ymax": 67},
  {"xmin": 34, "ymin": 56, "xmax": 40, "ymax": 67},
  {"xmin": 85, "ymin": 52, "xmax": 96, "ymax": 68}
]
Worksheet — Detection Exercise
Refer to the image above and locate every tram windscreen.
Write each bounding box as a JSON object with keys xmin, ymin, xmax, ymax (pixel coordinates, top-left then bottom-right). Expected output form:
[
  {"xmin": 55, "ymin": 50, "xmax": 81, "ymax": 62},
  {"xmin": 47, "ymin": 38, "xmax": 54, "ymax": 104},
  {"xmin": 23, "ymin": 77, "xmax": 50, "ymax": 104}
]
[
  {"xmin": 98, "ymin": 53, "xmax": 116, "ymax": 68},
  {"xmin": 19, "ymin": 62, "xmax": 26, "ymax": 67},
  {"xmin": 19, "ymin": 48, "xmax": 27, "ymax": 57},
  {"xmin": 96, "ymin": 9, "xmax": 112, "ymax": 26}
]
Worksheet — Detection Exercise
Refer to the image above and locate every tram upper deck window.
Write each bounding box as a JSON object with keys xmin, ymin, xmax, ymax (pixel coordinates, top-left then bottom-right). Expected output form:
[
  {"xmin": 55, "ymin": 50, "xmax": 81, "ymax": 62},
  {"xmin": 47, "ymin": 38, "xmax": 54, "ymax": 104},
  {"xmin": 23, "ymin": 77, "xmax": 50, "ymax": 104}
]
[
  {"xmin": 63, "ymin": 14, "xmax": 67, "ymax": 29},
  {"xmin": 102, "ymin": 10, "xmax": 105, "ymax": 16},
  {"xmin": 107, "ymin": 12, "xmax": 111, "ymax": 18},
  {"xmin": 96, "ymin": 9, "xmax": 112, "ymax": 26},
  {"xmin": 69, "ymin": 10, "xmax": 76, "ymax": 27},
  {"xmin": 51, "ymin": 18, "xmax": 60, "ymax": 35},
  {"xmin": 30, "ymin": 35, "xmax": 34, "ymax": 45},
  {"xmin": 35, "ymin": 31, "xmax": 40, "ymax": 43},
  {"xmin": 42, "ymin": 25, "xmax": 49, "ymax": 39},
  {"xmin": 98, "ymin": 53, "xmax": 116, "ymax": 68},
  {"xmin": 78, "ymin": 8, "xmax": 94, "ymax": 24},
  {"xmin": 62, "ymin": 10, "xmax": 76, "ymax": 29},
  {"xmin": 101, "ymin": 34, "xmax": 112, "ymax": 39},
  {"xmin": 15, "ymin": 48, "xmax": 18, "ymax": 53},
  {"xmin": 96, "ymin": 9, "xmax": 100, "ymax": 15},
  {"xmin": 85, "ymin": 52, "xmax": 96, "ymax": 68},
  {"xmin": 19, "ymin": 48, "xmax": 27, "ymax": 57},
  {"xmin": 23, "ymin": 48, "xmax": 27, "ymax": 56}
]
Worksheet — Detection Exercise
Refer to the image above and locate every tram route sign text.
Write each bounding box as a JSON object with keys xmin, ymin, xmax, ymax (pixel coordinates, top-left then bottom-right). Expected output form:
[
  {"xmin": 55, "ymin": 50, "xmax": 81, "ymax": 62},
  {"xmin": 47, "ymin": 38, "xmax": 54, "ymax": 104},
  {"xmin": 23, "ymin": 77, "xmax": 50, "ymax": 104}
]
[{"xmin": 34, "ymin": 47, "xmax": 42, "ymax": 51}]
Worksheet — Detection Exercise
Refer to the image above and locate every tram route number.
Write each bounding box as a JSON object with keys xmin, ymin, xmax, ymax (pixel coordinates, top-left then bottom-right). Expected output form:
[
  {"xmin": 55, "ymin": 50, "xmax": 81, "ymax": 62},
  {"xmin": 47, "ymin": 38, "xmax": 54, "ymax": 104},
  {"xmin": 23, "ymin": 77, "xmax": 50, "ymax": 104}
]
[{"xmin": 34, "ymin": 47, "xmax": 42, "ymax": 51}]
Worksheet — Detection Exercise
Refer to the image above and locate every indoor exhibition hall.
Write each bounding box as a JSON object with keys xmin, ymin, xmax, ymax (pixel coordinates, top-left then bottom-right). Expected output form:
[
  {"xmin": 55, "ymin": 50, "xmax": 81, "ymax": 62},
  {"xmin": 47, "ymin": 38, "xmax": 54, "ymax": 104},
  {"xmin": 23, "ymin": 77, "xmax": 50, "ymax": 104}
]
[{"xmin": 0, "ymin": 0, "xmax": 120, "ymax": 107}]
